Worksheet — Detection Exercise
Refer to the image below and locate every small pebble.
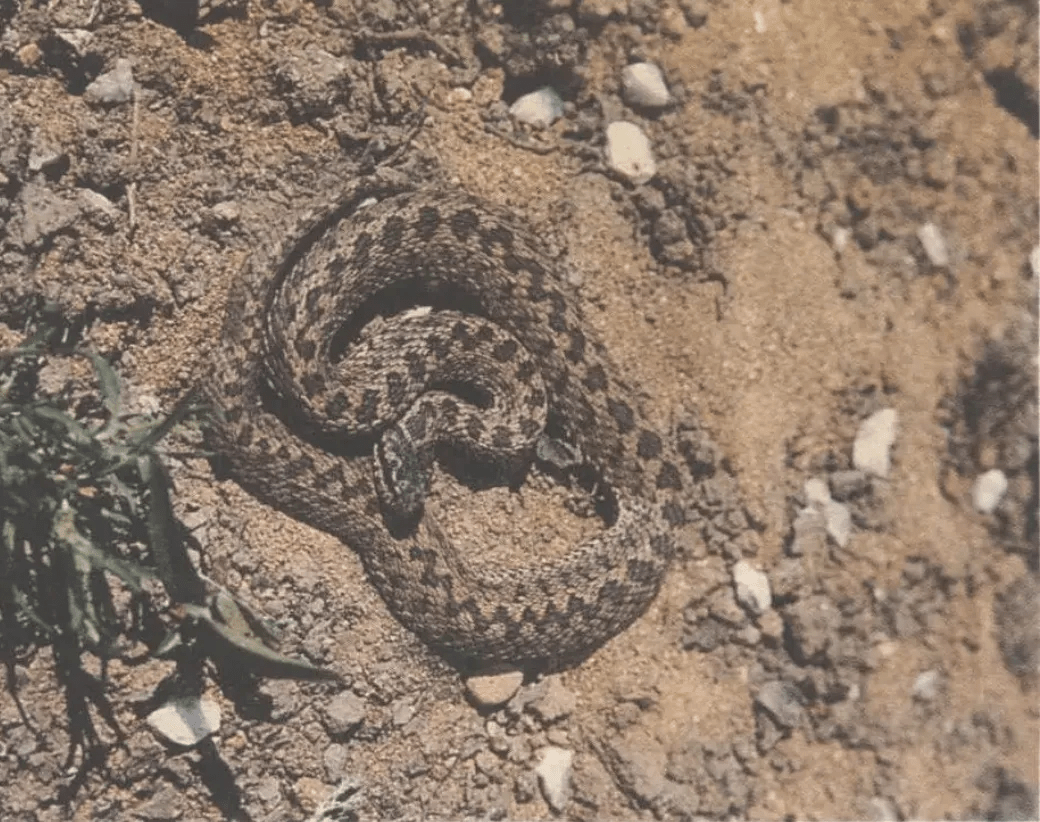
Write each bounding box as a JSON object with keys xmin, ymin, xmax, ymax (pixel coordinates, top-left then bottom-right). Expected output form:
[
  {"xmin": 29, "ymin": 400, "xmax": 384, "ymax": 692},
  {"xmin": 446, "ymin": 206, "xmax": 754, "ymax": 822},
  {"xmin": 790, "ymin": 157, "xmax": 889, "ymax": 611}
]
[
  {"xmin": 823, "ymin": 499, "xmax": 852, "ymax": 548},
  {"xmin": 911, "ymin": 669, "xmax": 942, "ymax": 702},
  {"xmin": 732, "ymin": 560, "xmax": 771, "ymax": 615},
  {"xmin": 621, "ymin": 62, "xmax": 672, "ymax": 109},
  {"xmin": 788, "ymin": 506, "xmax": 826, "ymax": 557},
  {"xmin": 803, "ymin": 477, "xmax": 831, "ymax": 506},
  {"xmin": 972, "ymin": 469, "xmax": 1008, "ymax": 514},
  {"xmin": 323, "ymin": 692, "xmax": 366, "ymax": 736},
  {"xmin": 605, "ymin": 121, "xmax": 656, "ymax": 184},
  {"xmin": 917, "ymin": 222, "xmax": 949, "ymax": 267},
  {"xmin": 1029, "ymin": 245, "xmax": 1039, "ymax": 278},
  {"xmin": 85, "ymin": 58, "xmax": 134, "ymax": 105},
  {"xmin": 79, "ymin": 189, "xmax": 121, "ymax": 220},
  {"xmin": 27, "ymin": 144, "xmax": 65, "ymax": 173},
  {"xmin": 147, "ymin": 695, "xmax": 221, "ymax": 747},
  {"xmin": 830, "ymin": 226, "xmax": 851, "ymax": 253},
  {"xmin": 866, "ymin": 796, "xmax": 900, "ymax": 821},
  {"xmin": 757, "ymin": 609, "xmax": 784, "ymax": 642},
  {"xmin": 466, "ymin": 670, "xmax": 524, "ymax": 708},
  {"xmin": 509, "ymin": 87, "xmax": 564, "ymax": 129},
  {"xmin": 534, "ymin": 746, "xmax": 573, "ymax": 812},
  {"xmin": 853, "ymin": 408, "xmax": 898, "ymax": 478},
  {"xmin": 210, "ymin": 201, "xmax": 240, "ymax": 224},
  {"xmin": 529, "ymin": 676, "xmax": 577, "ymax": 723},
  {"xmin": 754, "ymin": 680, "xmax": 804, "ymax": 729}
]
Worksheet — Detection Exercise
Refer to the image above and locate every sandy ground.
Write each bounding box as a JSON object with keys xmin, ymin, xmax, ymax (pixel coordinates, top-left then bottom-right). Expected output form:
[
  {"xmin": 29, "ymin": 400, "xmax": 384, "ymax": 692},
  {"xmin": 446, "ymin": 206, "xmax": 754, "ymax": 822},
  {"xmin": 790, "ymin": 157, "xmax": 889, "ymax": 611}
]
[{"xmin": 1, "ymin": 0, "xmax": 1037, "ymax": 819}]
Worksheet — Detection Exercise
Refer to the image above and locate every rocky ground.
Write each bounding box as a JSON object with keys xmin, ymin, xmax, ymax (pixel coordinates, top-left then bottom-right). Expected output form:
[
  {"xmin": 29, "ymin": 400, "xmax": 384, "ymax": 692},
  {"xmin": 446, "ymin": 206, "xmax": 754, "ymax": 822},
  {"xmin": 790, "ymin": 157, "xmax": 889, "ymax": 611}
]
[{"xmin": 1, "ymin": 0, "xmax": 1038, "ymax": 820}]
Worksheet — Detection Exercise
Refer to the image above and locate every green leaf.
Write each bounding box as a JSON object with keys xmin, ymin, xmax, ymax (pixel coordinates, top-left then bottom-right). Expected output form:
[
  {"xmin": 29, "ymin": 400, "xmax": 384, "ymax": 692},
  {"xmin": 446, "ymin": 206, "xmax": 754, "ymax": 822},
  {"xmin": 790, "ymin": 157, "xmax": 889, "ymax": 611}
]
[
  {"xmin": 52, "ymin": 504, "xmax": 152, "ymax": 594},
  {"xmin": 184, "ymin": 593, "xmax": 339, "ymax": 682},
  {"xmin": 84, "ymin": 351, "xmax": 122, "ymax": 429},
  {"xmin": 128, "ymin": 389, "xmax": 201, "ymax": 455},
  {"xmin": 138, "ymin": 453, "xmax": 205, "ymax": 605}
]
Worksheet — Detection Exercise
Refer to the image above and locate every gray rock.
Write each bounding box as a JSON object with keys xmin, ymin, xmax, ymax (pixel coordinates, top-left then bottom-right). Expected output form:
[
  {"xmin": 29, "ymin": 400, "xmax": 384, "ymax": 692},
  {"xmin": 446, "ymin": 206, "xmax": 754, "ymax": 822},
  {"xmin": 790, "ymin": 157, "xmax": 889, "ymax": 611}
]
[
  {"xmin": 995, "ymin": 576, "xmax": 1040, "ymax": 679},
  {"xmin": 133, "ymin": 787, "xmax": 183, "ymax": 820},
  {"xmin": 972, "ymin": 469, "xmax": 1008, "ymax": 514},
  {"xmin": 15, "ymin": 182, "xmax": 81, "ymax": 247},
  {"xmin": 535, "ymin": 746, "xmax": 573, "ymax": 811},
  {"xmin": 323, "ymin": 692, "xmax": 366, "ymax": 736},
  {"xmin": 466, "ymin": 670, "xmax": 524, "ymax": 708},
  {"xmin": 754, "ymin": 680, "xmax": 804, "ymax": 729},
  {"xmin": 853, "ymin": 408, "xmax": 898, "ymax": 478},
  {"xmin": 79, "ymin": 189, "xmax": 121, "ymax": 221},
  {"xmin": 85, "ymin": 58, "xmax": 135, "ymax": 105},
  {"xmin": 605, "ymin": 121, "xmax": 656, "ymax": 184},
  {"xmin": 274, "ymin": 47, "xmax": 351, "ymax": 120},
  {"xmin": 322, "ymin": 743, "xmax": 349, "ymax": 781},
  {"xmin": 828, "ymin": 469, "xmax": 869, "ymax": 501},
  {"xmin": 27, "ymin": 143, "xmax": 65, "ymax": 173},
  {"xmin": 621, "ymin": 62, "xmax": 671, "ymax": 108},
  {"xmin": 865, "ymin": 796, "xmax": 900, "ymax": 821},
  {"xmin": 146, "ymin": 696, "xmax": 221, "ymax": 747},
  {"xmin": 788, "ymin": 506, "xmax": 826, "ymax": 557},
  {"xmin": 732, "ymin": 560, "xmax": 771, "ymax": 615},
  {"xmin": 509, "ymin": 87, "xmax": 564, "ymax": 129},
  {"xmin": 529, "ymin": 676, "xmax": 577, "ymax": 724},
  {"xmin": 783, "ymin": 594, "xmax": 838, "ymax": 663},
  {"xmin": 600, "ymin": 729, "xmax": 667, "ymax": 805},
  {"xmin": 823, "ymin": 499, "xmax": 852, "ymax": 548}
]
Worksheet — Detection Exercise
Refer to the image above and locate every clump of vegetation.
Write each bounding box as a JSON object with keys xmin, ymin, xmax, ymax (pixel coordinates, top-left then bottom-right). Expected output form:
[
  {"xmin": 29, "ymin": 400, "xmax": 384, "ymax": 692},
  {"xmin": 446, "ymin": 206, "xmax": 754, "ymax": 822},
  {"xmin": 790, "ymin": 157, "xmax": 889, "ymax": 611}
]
[{"xmin": 0, "ymin": 323, "xmax": 334, "ymax": 772}]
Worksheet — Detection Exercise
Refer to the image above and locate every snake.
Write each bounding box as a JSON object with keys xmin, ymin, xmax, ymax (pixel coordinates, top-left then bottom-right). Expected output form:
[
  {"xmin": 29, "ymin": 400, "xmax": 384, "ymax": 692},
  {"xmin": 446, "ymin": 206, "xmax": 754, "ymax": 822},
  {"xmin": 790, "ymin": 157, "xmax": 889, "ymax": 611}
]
[{"xmin": 202, "ymin": 174, "xmax": 687, "ymax": 665}]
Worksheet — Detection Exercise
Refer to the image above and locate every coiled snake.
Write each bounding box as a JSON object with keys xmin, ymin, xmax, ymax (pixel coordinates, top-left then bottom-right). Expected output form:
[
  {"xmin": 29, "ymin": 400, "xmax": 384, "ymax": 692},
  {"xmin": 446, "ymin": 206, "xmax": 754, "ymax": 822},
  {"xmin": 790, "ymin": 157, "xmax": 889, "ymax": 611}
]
[{"xmin": 203, "ymin": 176, "xmax": 687, "ymax": 664}]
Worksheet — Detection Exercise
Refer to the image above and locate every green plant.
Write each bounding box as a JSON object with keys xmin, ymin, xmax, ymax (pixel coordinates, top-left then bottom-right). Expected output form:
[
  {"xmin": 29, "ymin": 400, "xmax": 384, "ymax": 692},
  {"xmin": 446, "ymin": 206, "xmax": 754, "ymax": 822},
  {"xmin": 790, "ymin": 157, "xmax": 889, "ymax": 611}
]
[{"xmin": 0, "ymin": 324, "xmax": 335, "ymax": 771}]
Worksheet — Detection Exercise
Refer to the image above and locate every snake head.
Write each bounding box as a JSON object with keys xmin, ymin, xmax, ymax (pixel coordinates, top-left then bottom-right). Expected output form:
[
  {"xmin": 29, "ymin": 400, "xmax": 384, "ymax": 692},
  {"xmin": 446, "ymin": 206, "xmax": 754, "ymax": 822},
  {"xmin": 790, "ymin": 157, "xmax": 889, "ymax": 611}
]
[{"xmin": 373, "ymin": 423, "xmax": 431, "ymax": 523}]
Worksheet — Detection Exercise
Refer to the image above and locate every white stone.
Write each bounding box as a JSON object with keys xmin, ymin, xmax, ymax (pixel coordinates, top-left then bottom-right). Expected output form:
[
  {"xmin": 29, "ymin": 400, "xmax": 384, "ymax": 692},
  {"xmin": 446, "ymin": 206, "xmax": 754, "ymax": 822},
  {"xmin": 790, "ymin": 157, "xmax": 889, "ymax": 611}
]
[
  {"xmin": 972, "ymin": 469, "xmax": 1008, "ymax": 514},
  {"xmin": 605, "ymin": 121, "xmax": 656, "ymax": 184},
  {"xmin": 911, "ymin": 669, "xmax": 941, "ymax": 702},
  {"xmin": 732, "ymin": 560, "xmax": 771, "ymax": 615},
  {"xmin": 85, "ymin": 58, "xmax": 134, "ymax": 105},
  {"xmin": 830, "ymin": 226, "xmax": 851, "ymax": 253},
  {"xmin": 917, "ymin": 222, "xmax": 949, "ymax": 267},
  {"xmin": 509, "ymin": 87, "xmax": 564, "ymax": 129},
  {"xmin": 621, "ymin": 62, "xmax": 671, "ymax": 108},
  {"xmin": 804, "ymin": 477, "xmax": 831, "ymax": 506},
  {"xmin": 465, "ymin": 670, "xmax": 524, "ymax": 707},
  {"xmin": 853, "ymin": 408, "xmax": 899, "ymax": 478},
  {"xmin": 147, "ymin": 696, "xmax": 221, "ymax": 747},
  {"xmin": 823, "ymin": 499, "xmax": 852, "ymax": 548},
  {"xmin": 1029, "ymin": 245, "xmax": 1039, "ymax": 278},
  {"xmin": 535, "ymin": 746, "xmax": 573, "ymax": 812}
]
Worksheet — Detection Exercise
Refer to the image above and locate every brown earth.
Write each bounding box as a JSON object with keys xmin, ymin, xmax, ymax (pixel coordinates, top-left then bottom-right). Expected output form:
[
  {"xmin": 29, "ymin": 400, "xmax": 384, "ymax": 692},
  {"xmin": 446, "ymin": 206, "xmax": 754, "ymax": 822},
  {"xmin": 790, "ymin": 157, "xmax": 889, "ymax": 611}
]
[{"xmin": 1, "ymin": 0, "xmax": 1037, "ymax": 820}]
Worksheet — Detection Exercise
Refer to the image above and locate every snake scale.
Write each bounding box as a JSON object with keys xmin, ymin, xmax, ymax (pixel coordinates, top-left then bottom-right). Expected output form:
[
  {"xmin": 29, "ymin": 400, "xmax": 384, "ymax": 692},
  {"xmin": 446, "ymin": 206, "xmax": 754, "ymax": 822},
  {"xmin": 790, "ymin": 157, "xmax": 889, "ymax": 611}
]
[{"xmin": 203, "ymin": 176, "xmax": 687, "ymax": 664}]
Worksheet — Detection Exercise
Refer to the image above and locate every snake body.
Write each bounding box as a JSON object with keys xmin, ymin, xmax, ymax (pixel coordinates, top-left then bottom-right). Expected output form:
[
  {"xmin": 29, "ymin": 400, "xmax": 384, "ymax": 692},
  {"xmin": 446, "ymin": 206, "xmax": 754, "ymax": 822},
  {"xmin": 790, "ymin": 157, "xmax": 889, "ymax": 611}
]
[{"xmin": 203, "ymin": 177, "xmax": 686, "ymax": 664}]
